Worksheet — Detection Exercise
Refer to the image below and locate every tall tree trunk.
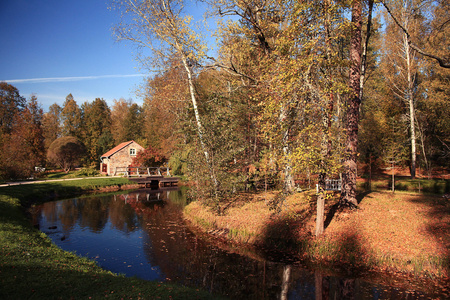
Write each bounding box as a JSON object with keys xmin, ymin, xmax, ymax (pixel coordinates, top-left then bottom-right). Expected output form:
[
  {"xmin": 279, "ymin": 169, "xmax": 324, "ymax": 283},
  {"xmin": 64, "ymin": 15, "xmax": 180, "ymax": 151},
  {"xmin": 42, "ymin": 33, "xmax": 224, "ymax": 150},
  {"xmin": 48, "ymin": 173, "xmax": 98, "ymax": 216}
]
[
  {"xmin": 340, "ymin": 0, "xmax": 362, "ymax": 207},
  {"xmin": 180, "ymin": 54, "xmax": 220, "ymax": 200},
  {"xmin": 360, "ymin": 0, "xmax": 374, "ymax": 100},
  {"xmin": 279, "ymin": 101, "xmax": 295, "ymax": 194},
  {"xmin": 403, "ymin": 29, "xmax": 416, "ymax": 179},
  {"xmin": 316, "ymin": 99, "xmax": 334, "ymax": 236},
  {"xmin": 417, "ymin": 122, "xmax": 430, "ymax": 178},
  {"xmin": 181, "ymin": 56, "xmax": 208, "ymax": 162},
  {"xmin": 315, "ymin": 173, "xmax": 326, "ymax": 236},
  {"xmin": 282, "ymin": 128, "xmax": 295, "ymax": 194},
  {"xmin": 315, "ymin": 0, "xmax": 334, "ymax": 236}
]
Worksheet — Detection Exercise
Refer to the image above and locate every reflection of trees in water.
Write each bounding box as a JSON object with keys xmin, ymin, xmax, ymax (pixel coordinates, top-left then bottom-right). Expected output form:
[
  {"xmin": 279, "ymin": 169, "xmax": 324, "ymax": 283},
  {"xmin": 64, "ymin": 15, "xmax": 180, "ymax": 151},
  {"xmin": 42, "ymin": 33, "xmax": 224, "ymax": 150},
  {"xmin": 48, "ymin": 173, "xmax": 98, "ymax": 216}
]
[
  {"xmin": 41, "ymin": 201, "xmax": 58, "ymax": 224},
  {"xmin": 78, "ymin": 196, "xmax": 109, "ymax": 232},
  {"xmin": 315, "ymin": 274, "xmax": 415, "ymax": 300},
  {"xmin": 59, "ymin": 199, "xmax": 79, "ymax": 232},
  {"xmin": 166, "ymin": 187, "xmax": 189, "ymax": 206},
  {"xmin": 29, "ymin": 204, "xmax": 42, "ymax": 228},
  {"xmin": 281, "ymin": 265, "xmax": 291, "ymax": 300},
  {"xmin": 133, "ymin": 195, "xmax": 316, "ymax": 299},
  {"xmin": 108, "ymin": 194, "xmax": 139, "ymax": 233},
  {"xmin": 32, "ymin": 191, "xmax": 426, "ymax": 299}
]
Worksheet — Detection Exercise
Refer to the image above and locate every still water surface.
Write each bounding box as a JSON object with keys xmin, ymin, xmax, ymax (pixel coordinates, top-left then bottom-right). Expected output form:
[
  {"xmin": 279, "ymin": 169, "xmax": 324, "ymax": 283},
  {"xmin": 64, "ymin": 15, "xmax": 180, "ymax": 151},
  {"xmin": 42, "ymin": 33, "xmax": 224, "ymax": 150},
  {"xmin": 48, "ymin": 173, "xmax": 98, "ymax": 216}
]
[{"xmin": 31, "ymin": 188, "xmax": 443, "ymax": 299}]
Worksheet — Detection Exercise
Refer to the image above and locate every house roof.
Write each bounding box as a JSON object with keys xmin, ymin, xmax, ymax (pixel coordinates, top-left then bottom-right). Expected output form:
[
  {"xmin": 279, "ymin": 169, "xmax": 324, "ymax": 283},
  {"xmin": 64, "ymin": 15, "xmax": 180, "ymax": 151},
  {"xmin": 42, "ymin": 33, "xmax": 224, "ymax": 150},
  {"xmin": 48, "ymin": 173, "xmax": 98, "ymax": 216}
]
[{"xmin": 101, "ymin": 140, "xmax": 138, "ymax": 158}]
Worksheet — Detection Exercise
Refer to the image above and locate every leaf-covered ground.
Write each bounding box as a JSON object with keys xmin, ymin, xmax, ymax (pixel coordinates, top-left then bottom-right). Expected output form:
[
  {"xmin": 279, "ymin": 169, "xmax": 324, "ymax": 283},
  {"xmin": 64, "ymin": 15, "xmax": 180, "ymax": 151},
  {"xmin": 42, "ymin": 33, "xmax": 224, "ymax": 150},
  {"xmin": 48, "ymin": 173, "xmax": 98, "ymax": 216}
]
[
  {"xmin": 184, "ymin": 190, "xmax": 450, "ymax": 292},
  {"xmin": 319, "ymin": 192, "xmax": 449, "ymax": 274}
]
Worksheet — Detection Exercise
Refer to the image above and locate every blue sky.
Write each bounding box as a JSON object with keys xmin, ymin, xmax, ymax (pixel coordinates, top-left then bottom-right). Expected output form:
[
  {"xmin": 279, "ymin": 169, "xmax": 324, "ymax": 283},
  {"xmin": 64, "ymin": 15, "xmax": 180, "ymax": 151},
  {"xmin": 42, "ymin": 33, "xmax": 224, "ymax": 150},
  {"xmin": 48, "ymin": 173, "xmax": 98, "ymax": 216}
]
[{"xmin": 0, "ymin": 0, "xmax": 149, "ymax": 111}]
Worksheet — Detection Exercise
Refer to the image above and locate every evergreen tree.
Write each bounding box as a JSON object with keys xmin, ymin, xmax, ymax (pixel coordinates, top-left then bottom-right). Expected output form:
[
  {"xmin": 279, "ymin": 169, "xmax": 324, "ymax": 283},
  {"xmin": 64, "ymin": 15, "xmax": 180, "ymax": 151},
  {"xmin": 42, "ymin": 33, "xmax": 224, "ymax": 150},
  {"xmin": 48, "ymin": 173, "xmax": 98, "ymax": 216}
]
[
  {"xmin": 42, "ymin": 103, "xmax": 62, "ymax": 150},
  {"xmin": 81, "ymin": 98, "xmax": 113, "ymax": 167},
  {"xmin": 111, "ymin": 98, "xmax": 132, "ymax": 143},
  {"xmin": 61, "ymin": 94, "xmax": 82, "ymax": 138}
]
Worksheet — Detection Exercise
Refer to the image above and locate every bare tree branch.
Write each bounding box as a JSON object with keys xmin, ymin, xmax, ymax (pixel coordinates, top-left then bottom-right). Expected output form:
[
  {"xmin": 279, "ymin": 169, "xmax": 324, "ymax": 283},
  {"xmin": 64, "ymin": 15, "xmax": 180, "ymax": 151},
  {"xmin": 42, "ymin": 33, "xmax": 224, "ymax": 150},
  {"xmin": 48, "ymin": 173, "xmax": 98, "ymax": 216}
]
[
  {"xmin": 381, "ymin": 0, "xmax": 450, "ymax": 68},
  {"xmin": 200, "ymin": 55, "xmax": 258, "ymax": 83}
]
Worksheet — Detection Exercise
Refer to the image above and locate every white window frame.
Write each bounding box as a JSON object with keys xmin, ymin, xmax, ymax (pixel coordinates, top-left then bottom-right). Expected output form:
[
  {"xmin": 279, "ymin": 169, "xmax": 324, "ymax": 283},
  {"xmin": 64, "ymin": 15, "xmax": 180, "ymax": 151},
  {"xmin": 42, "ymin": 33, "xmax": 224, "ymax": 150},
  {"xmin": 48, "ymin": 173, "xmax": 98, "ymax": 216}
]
[{"xmin": 130, "ymin": 148, "xmax": 136, "ymax": 156}]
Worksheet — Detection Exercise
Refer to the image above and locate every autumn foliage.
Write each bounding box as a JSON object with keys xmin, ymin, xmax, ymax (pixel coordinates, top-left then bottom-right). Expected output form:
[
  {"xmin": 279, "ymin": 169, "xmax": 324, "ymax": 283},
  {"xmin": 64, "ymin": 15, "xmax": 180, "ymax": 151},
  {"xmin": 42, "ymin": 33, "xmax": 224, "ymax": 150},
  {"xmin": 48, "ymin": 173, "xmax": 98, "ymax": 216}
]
[
  {"xmin": 131, "ymin": 145, "xmax": 167, "ymax": 168},
  {"xmin": 47, "ymin": 136, "xmax": 86, "ymax": 173},
  {"xmin": 0, "ymin": 93, "xmax": 45, "ymax": 180}
]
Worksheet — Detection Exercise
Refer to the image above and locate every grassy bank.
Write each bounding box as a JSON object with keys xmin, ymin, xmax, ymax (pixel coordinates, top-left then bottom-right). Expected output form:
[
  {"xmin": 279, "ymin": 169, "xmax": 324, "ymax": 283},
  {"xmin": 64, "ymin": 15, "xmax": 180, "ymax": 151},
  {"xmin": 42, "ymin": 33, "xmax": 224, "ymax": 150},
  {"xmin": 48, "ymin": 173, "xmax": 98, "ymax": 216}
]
[
  {"xmin": 184, "ymin": 188, "xmax": 450, "ymax": 281},
  {"xmin": 0, "ymin": 179, "xmax": 216, "ymax": 299},
  {"xmin": 357, "ymin": 175, "xmax": 450, "ymax": 194}
]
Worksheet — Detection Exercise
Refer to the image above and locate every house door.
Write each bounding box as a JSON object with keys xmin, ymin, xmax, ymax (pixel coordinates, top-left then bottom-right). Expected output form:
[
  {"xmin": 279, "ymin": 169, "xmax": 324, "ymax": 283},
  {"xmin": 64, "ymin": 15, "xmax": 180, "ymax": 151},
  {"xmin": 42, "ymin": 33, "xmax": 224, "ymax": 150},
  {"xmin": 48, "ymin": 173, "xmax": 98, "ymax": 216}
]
[{"xmin": 102, "ymin": 164, "xmax": 107, "ymax": 173}]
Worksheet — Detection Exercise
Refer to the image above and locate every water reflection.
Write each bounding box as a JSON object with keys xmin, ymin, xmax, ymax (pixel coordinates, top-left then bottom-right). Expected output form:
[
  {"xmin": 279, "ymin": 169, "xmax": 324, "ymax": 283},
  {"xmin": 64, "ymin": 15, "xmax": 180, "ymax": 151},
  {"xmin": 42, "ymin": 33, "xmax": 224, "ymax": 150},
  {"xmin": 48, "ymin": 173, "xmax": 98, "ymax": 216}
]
[{"xmin": 31, "ymin": 188, "xmax": 441, "ymax": 299}]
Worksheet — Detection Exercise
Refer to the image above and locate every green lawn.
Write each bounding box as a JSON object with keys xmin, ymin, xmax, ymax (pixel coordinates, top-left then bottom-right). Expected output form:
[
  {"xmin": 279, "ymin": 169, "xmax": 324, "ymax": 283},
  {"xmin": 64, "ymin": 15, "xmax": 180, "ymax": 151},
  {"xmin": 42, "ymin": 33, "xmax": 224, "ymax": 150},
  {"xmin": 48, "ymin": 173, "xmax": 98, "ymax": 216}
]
[
  {"xmin": 0, "ymin": 180, "xmax": 218, "ymax": 300},
  {"xmin": 357, "ymin": 175, "xmax": 450, "ymax": 194}
]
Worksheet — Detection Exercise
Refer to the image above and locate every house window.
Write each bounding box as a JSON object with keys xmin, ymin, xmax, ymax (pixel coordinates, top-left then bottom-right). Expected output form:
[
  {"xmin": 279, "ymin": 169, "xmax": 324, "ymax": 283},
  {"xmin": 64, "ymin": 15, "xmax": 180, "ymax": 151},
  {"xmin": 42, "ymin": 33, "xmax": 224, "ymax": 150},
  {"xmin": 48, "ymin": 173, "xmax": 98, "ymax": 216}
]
[{"xmin": 130, "ymin": 148, "xmax": 136, "ymax": 156}]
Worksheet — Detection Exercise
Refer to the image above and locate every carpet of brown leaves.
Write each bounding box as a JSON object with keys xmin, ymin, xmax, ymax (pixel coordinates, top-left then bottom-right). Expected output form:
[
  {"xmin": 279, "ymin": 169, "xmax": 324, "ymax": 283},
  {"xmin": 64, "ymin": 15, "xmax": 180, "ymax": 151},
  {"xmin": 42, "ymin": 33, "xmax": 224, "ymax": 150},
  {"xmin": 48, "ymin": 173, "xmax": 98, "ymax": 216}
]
[
  {"xmin": 184, "ymin": 190, "xmax": 450, "ymax": 279},
  {"xmin": 322, "ymin": 192, "xmax": 449, "ymax": 275}
]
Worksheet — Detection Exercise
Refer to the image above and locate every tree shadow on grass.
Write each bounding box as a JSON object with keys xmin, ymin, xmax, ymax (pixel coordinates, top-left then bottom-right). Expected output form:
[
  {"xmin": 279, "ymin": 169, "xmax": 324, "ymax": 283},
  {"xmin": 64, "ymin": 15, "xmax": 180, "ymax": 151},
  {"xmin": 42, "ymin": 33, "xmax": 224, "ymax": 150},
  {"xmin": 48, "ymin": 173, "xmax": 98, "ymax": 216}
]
[
  {"xmin": 260, "ymin": 191, "xmax": 450, "ymax": 295},
  {"xmin": 0, "ymin": 260, "xmax": 213, "ymax": 300},
  {"xmin": 408, "ymin": 194, "xmax": 450, "ymax": 276},
  {"xmin": 259, "ymin": 206, "xmax": 371, "ymax": 276},
  {"xmin": 257, "ymin": 192, "xmax": 370, "ymax": 267},
  {"xmin": 0, "ymin": 182, "xmax": 85, "ymax": 208},
  {"xmin": 323, "ymin": 191, "xmax": 372, "ymax": 231}
]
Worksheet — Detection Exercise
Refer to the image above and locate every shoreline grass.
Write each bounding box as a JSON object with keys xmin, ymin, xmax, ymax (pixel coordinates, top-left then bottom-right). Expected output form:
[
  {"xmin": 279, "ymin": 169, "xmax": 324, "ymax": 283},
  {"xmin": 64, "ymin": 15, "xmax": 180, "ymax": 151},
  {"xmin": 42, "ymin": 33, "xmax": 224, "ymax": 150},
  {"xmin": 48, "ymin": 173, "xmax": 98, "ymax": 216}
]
[{"xmin": 0, "ymin": 180, "xmax": 217, "ymax": 300}]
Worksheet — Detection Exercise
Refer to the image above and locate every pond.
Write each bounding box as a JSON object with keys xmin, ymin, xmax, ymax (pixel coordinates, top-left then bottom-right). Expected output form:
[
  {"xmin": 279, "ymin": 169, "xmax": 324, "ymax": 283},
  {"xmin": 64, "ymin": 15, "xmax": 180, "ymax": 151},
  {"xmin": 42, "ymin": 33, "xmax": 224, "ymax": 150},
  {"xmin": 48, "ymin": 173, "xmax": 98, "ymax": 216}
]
[{"xmin": 30, "ymin": 188, "xmax": 443, "ymax": 299}]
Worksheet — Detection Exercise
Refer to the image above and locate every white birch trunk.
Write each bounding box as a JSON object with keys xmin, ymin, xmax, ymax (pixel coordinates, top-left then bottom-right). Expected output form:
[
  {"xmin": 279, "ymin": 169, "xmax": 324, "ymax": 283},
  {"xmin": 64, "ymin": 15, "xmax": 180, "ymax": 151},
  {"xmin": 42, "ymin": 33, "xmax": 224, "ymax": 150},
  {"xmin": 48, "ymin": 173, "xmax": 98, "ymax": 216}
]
[
  {"xmin": 402, "ymin": 11, "xmax": 416, "ymax": 179},
  {"xmin": 180, "ymin": 54, "xmax": 219, "ymax": 190}
]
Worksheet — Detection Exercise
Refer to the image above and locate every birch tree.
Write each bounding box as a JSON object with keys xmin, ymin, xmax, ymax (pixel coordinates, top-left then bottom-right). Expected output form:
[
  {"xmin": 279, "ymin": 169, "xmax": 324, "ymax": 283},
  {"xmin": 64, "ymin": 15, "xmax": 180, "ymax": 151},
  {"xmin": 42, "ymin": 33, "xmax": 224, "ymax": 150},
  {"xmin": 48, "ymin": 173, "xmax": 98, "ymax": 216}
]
[
  {"xmin": 255, "ymin": 0, "xmax": 348, "ymax": 234},
  {"xmin": 381, "ymin": 0, "xmax": 450, "ymax": 68},
  {"xmin": 382, "ymin": 0, "xmax": 428, "ymax": 179},
  {"xmin": 111, "ymin": 0, "xmax": 220, "ymax": 200}
]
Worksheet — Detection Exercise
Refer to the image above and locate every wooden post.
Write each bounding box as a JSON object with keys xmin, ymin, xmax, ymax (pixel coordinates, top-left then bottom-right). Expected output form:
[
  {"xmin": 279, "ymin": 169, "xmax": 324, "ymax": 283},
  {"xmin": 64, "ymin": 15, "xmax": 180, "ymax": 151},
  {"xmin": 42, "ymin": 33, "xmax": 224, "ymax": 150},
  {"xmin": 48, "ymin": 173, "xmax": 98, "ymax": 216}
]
[{"xmin": 392, "ymin": 161, "xmax": 395, "ymax": 193}]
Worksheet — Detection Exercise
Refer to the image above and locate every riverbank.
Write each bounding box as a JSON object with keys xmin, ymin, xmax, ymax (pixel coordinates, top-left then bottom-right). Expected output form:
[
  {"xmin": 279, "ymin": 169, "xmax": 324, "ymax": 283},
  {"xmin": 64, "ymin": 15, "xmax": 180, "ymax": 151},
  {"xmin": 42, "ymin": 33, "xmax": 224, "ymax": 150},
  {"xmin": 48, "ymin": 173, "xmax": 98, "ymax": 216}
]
[
  {"xmin": 183, "ymin": 189, "xmax": 450, "ymax": 294},
  {"xmin": 0, "ymin": 179, "xmax": 216, "ymax": 299}
]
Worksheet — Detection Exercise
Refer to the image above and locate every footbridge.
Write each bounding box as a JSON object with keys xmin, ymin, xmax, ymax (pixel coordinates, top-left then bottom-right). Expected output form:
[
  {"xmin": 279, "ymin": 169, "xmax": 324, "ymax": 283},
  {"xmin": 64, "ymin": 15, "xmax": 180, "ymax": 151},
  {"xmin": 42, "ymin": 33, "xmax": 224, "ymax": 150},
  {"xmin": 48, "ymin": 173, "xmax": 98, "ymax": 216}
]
[{"xmin": 114, "ymin": 167, "xmax": 179, "ymax": 188}]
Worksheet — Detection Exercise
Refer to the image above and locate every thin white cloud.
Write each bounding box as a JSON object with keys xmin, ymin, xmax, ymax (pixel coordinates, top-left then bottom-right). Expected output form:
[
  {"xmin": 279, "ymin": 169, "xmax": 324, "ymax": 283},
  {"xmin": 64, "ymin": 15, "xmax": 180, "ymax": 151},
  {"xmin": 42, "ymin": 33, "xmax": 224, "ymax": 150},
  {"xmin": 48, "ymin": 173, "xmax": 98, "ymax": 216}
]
[{"xmin": 2, "ymin": 74, "xmax": 146, "ymax": 84}]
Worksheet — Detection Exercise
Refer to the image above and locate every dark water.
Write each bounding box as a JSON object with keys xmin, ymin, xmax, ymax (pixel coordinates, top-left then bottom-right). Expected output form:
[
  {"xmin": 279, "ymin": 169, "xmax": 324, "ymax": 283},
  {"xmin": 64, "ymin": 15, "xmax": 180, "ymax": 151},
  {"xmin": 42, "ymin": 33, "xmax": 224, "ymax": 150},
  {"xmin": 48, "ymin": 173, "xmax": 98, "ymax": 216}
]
[{"xmin": 30, "ymin": 188, "xmax": 446, "ymax": 299}]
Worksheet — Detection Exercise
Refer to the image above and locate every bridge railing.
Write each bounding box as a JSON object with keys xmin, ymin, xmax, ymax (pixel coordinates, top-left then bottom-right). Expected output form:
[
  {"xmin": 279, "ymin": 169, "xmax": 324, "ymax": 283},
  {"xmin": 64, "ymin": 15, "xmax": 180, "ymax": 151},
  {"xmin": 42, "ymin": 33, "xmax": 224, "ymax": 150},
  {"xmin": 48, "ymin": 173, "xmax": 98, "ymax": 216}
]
[
  {"xmin": 315, "ymin": 179, "xmax": 342, "ymax": 193},
  {"xmin": 114, "ymin": 166, "xmax": 172, "ymax": 177}
]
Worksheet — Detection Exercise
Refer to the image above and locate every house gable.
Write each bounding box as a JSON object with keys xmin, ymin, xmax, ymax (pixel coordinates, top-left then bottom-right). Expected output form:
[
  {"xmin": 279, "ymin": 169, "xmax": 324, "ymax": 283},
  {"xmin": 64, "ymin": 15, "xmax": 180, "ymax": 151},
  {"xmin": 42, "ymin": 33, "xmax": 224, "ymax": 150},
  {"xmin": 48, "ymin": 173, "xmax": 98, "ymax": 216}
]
[
  {"xmin": 100, "ymin": 141, "xmax": 144, "ymax": 175},
  {"xmin": 101, "ymin": 141, "xmax": 134, "ymax": 159}
]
